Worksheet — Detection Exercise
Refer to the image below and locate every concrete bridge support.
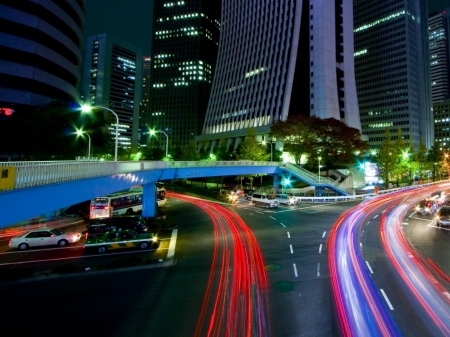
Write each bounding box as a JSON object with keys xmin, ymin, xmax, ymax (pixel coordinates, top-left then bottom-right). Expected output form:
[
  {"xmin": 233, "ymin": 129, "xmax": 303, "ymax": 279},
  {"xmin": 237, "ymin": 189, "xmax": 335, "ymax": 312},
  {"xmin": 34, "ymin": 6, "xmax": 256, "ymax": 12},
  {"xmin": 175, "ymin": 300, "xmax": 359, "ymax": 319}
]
[{"xmin": 142, "ymin": 181, "xmax": 157, "ymax": 218}]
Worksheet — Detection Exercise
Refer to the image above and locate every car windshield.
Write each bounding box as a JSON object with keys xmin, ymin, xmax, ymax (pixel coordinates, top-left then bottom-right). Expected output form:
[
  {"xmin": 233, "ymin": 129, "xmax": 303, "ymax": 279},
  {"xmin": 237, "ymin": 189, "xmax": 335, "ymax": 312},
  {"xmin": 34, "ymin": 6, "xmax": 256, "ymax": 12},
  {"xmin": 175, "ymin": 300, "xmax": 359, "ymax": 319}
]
[
  {"xmin": 49, "ymin": 229, "xmax": 63, "ymax": 236},
  {"xmin": 267, "ymin": 195, "xmax": 276, "ymax": 200},
  {"xmin": 440, "ymin": 208, "xmax": 450, "ymax": 216}
]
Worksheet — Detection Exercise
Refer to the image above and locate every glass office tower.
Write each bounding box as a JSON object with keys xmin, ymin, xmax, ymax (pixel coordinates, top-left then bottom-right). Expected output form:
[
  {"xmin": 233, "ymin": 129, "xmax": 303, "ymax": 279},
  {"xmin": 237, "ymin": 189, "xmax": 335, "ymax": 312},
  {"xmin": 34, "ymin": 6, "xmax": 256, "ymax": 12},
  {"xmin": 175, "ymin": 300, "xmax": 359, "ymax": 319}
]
[
  {"xmin": 200, "ymin": 0, "xmax": 362, "ymax": 151},
  {"xmin": 354, "ymin": 0, "xmax": 433, "ymax": 150},
  {"xmin": 148, "ymin": 0, "xmax": 221, "ymax": 154}
]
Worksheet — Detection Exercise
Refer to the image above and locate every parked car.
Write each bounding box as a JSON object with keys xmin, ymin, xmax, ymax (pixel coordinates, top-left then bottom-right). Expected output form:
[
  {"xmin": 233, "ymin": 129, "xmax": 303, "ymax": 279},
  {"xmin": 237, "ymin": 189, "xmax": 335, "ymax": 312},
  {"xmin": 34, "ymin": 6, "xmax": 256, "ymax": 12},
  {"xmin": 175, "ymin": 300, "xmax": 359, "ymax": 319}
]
[
  {"xmin": 86, "ymin": 215, "xmax": 148, "ymax": 237},
  {"xmin": 436, "ymin": 206, "xmax": 450, "ymax": 227},
  {"xmin": 83, "ymin": 229, "xmax": 159, "ymax": 254},
  {"xmin": 9, "ymin": 228, "xmax": 82, "ymax": 250},
  {"xmin": 275, "ymin": 194, "xmax": 297, "ymax": 206},
  {"xmin": 251, "ymin": 193, "xmax": 278, "ymax": 208},
  {"xmin": 415, "ymin": 199, "xmax": 437, "ymax": 215}
]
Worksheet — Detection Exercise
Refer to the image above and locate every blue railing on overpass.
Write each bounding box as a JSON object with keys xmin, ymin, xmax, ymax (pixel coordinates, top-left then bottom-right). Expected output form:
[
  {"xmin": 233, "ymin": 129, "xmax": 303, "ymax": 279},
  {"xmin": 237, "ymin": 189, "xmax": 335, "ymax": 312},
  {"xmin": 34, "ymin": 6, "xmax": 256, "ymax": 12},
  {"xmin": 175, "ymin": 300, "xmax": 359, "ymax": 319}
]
[{"xmin": 0, "ymin": 160, "xmax": 280, "ymax": 191}]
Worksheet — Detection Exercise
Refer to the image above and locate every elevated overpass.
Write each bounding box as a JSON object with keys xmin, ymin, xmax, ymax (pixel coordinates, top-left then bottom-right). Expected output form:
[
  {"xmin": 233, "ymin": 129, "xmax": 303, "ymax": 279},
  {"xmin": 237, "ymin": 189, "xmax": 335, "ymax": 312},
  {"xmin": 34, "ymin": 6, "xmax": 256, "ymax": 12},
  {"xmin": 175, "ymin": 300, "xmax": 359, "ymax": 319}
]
[{"xmin": 0, "ymin": 160, "xmax": 353, "ymax": 228}]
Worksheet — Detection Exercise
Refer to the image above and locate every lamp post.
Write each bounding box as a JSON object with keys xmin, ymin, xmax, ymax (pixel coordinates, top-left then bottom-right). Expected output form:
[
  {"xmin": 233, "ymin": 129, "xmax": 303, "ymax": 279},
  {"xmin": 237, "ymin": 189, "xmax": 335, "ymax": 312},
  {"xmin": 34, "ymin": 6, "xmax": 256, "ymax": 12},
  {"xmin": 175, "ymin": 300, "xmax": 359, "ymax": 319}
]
[
  {"xmin": 76, "ymin": 130, "xmax": 91, "ymax": 159},
  {"xmin": 150, "ymin": 129, "xmax": 169, "ymax": 160},
  {"xmin": 318, "ymin": 157, "xmax": 321, "ymax": 182},
  {"xmin": 262, "ymin": 140, "xmax": 273, "ymax": 162},
  {"xmin": 81, "ymin": 105, "xmax": 119, "ymax": 161}
]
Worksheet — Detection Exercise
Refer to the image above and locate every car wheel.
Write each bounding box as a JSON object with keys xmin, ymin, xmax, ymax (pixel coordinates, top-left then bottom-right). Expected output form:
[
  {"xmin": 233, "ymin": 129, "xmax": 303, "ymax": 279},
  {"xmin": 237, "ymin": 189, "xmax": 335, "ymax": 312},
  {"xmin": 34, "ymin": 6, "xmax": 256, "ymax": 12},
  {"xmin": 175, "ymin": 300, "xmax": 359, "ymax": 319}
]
[
  {"xmin": 98, "ymin": 246, "xmax": 107, "ymax": 254},
  {"xmin": 126, "ymin": 208, "xmax": 134, "ymax": 215},
  {"xmin": 18, "ymin": 243, "xmax": 29, "ymax": 250},
  {"xmin": 139, "ymin": 242, "xmax": 149, "ymax": 249},
  {"xmin": 58, "ymin": 239, "xmax": 68, "ymax": 247}
]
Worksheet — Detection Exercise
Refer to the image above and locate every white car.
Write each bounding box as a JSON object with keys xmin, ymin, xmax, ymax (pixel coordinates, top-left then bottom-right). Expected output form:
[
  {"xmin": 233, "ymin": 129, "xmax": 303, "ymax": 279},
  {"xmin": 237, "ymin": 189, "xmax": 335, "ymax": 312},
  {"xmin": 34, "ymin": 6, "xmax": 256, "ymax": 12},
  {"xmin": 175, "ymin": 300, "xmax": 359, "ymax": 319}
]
[
  {"xmin": 9, "ymin": 228, "xmax": 82, "ymax": 250},
  {"xmin": 275, "ymin": 194, "xmax": 297, "ymax": 206}
]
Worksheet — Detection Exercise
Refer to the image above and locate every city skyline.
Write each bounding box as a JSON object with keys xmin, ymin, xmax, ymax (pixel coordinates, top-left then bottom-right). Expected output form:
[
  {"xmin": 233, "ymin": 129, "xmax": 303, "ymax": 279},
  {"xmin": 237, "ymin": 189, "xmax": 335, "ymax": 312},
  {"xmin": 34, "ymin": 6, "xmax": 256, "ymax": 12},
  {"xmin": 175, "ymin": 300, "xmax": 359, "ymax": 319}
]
[{"xmin": 83, "ymin": 1, "xmax": 449, "ymax": 57}]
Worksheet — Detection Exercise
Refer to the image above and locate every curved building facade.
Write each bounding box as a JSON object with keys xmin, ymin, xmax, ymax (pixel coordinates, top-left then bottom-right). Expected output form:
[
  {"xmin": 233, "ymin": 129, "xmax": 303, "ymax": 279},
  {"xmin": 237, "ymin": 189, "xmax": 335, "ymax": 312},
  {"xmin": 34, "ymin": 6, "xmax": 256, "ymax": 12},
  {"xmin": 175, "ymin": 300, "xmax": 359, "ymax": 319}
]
[
  {"xmin": 0, "ymin": 1, "xmax": 85, "ymax": 112},
  {"xmin": 200, "ymin": 0, "xmax": 361, "ymax": 150}
]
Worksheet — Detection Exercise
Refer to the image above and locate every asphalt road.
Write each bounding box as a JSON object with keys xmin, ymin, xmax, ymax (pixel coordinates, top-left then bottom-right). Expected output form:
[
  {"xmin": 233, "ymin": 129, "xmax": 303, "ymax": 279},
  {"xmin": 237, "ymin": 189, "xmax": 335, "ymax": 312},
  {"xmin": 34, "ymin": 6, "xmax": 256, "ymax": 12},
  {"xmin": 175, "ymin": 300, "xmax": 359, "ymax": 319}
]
[{"xmin": 1, "ymin": 194, "xmax": 449, "ymax": 336}]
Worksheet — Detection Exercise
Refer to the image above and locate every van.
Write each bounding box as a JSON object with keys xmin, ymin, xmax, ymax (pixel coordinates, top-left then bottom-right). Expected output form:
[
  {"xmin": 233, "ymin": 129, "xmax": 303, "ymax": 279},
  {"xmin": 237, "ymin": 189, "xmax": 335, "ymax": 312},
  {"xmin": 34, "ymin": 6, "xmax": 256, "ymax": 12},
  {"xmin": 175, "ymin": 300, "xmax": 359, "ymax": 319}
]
[
  {"xmin": 86, "ymin": 215, "xmax": 148, "ymax": 236},
  {"xmin": 251, "ymin": 193, "xmax": 278, "ymax": 208}
]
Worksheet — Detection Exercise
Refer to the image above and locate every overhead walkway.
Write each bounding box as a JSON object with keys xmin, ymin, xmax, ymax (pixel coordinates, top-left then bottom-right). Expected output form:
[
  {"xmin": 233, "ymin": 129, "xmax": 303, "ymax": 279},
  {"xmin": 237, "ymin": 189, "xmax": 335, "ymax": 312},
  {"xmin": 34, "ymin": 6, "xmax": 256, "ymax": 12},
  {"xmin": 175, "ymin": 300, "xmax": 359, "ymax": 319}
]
[{"xmin": 280, "ymin": 163, "xmax": 354, "ymax": 196}]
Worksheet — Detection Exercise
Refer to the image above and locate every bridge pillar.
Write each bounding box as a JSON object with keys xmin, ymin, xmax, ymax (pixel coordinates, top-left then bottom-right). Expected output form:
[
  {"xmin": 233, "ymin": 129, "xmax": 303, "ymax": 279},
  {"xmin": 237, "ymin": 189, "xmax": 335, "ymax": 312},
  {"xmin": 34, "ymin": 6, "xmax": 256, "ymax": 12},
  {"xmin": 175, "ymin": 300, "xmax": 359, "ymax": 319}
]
[
  {"xmin": 316, "ymin": 187, "xmax": 322, "ymax": 197},
  {"xmin": 142, "ymin": 182, "xmax": 157, "ymax": 218},
  {"xmin": 273, "ymin": 175, "xmax": 280, "ymax": 194}
]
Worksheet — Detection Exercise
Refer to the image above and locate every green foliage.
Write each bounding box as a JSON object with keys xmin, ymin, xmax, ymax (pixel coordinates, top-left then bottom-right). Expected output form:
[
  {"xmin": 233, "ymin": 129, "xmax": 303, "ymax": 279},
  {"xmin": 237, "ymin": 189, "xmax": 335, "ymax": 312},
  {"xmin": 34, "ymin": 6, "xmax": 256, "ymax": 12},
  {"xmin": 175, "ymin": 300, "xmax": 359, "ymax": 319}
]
[
  {"xmin": 270, "ymin": 115, "xmax": 369, "ymax": 167},
  {"xmin": 180, "ymin": 140, "xmax": 201, "ymax": 161},
  {"xmin": 378, "ymin": 128, "xmax": 396, "ymax": 185},
  {"xmin": 237, "ymin": 128, "xmax": 270, "ymax": 161}
]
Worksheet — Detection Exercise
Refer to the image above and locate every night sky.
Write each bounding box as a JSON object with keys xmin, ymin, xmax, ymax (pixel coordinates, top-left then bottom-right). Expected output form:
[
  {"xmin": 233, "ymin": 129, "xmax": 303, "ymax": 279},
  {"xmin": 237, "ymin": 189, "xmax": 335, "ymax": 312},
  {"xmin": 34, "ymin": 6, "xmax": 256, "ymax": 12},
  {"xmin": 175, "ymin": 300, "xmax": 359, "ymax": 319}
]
[{"xmin": 83, "ymin": 0, "xmax": 450, "ymax": 57}]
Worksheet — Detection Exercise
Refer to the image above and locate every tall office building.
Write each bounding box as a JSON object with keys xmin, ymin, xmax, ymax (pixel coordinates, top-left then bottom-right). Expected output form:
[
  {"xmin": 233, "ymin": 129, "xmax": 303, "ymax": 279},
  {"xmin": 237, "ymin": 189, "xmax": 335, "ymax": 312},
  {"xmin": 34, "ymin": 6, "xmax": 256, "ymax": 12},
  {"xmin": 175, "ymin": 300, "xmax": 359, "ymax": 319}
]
[
  {"xmin": 139, "ymin": 56, "xmax": 152, "ymax": 147},
  {"xmin": 199, "ymin": 0, "xmax": 362, "ymax": 151},
  {"xmin": 354, "ymin": 0, "xmax": 433, "ymax": 150},
  {"xmin": 429, "ymin": 8, "xmax": 450, "ymax": 104},
  {"xmin": 81, "ymin": 33, "xmax": 142, "ymax": 148},
  {"xmin": 148, "ymin": 0, "xmax": 221, "ymax": 153},
  {"xmin": 0, "ymin": 1, "xmax": 85, "ymax": 112},
  {"xmin": 430, "ymin": 8, "xmax": 450, "ymax": 150}
]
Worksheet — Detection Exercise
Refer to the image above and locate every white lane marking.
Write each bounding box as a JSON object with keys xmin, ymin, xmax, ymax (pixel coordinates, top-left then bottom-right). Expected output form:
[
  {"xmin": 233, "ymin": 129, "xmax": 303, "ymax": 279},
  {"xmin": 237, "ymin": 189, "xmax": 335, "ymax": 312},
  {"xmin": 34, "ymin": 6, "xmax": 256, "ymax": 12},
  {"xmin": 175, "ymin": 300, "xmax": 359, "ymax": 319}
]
[
  {"xmin": 293, "ymin": 263, "xmax": 298, "ymax": 277},
  {"xmin": 366, "ymin": 261, "xmax": 374, "ymax": 274},
  {"xmin": 380, "ymin": 289, "xmax": 394, "ymax": 310},
  {"xmin": 287, "ymin": 232, "xmax": 290, "ymax": 238},
  {"xmin": 443, "ymin": 292, "xmax": 450, "ymax": 300},
  {"xmin": 270, "ymin": 216, "xmax": 276, "ymax": 220},
  {"xmin": 360, "ymin": 243, "xmax": 362, "ymax": 247},
  {"xmin": 402, "ymin": 222, "xmax": 409, "ymax": 226},
  {"xmin": 167, "ymin": 229, "xmax": 178, "ymax": 258},
  {"xmin": 373, "ymin": 215, "xmax": 379, "ymax": 219},
  {"xmin": 317, "ymin": 263, "xmax": 320, "ymax": 277},
  {"xmin": 319, "ymin": 244, "xmax": 322, "ymax": 253},
  {"xmin": 322, "ymin": 231, "xmax": 326, "ymax": 238},
  {"xmin": 367, "ymin": 221, "xmax": 370, "ymax": 225},
  {"xmin": 280, "ymin": 223, "xmax": 286, "ymax": 227},
  {"xmin": 290, "ymin": 244, "xmax": 293, "ymax": 254}
]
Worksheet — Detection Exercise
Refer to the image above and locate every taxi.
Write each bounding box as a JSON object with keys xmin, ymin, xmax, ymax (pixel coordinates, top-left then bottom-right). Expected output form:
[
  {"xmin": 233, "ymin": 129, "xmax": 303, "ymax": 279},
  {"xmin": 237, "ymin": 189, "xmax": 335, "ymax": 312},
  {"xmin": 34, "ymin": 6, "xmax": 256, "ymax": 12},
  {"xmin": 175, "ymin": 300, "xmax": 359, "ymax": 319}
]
[{"xmin": 83, "ymin": 229, "xmax": 159, "ymax": 254}]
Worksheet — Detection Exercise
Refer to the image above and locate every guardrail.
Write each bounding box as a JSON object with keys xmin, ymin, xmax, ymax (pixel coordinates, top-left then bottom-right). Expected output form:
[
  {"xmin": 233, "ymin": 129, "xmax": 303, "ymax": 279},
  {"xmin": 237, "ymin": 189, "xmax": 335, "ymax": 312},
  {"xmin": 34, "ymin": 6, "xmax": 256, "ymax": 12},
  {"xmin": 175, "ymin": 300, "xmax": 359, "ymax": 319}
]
[{"xmin": 0, "ymin": 160, "xmax": 280, "ymax": 191}]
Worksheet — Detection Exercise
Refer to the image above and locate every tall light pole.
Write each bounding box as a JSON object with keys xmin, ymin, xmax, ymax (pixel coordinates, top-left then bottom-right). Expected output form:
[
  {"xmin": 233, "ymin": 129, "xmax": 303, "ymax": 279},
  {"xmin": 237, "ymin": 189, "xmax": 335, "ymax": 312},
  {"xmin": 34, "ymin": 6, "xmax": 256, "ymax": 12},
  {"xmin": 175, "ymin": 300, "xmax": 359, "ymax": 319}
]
[
  {"xmin": 150, "ymin": 129, "xmax": 169, "ymax": 160},
  {"xmin": 318, "ymin": 157, "xmax": 321, "ymax": 182},
  {"xmin": 261, "ymin": 140, "xmax": 273, "ymax": 162},
  {"xmin": 76, "ymin": 130, "xmax": 91, "ymax": 159},
  {"xmin": 81, "ymin": 105, "xmax": 119, "ymax": 161}
]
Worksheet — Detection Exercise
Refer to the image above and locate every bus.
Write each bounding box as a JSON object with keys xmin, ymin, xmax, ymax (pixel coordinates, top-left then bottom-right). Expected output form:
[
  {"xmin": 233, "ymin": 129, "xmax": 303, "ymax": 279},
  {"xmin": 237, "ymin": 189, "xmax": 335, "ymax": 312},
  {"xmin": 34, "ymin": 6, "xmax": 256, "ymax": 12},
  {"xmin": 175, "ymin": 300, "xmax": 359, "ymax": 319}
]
[{"xmin": 89, "ymin": 185, "xmax": 166, "ymax": 219}]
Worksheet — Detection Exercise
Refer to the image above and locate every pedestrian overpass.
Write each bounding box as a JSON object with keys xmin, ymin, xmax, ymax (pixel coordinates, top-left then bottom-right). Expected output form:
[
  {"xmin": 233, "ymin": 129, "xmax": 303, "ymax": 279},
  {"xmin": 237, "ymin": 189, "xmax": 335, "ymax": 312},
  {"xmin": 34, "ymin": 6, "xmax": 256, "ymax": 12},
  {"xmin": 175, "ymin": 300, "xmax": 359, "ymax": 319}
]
[{"xmin": 0, "ymin": 160, "xmax": 353, "ymax": 228}]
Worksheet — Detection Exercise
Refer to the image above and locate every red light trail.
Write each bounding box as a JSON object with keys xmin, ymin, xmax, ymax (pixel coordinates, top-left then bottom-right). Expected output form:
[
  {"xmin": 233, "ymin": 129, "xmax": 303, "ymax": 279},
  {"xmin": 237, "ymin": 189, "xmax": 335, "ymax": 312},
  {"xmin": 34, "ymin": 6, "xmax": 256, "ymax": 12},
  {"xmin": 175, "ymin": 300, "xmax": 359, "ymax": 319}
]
[{"xmin": 167, "ymin": 192, "xmax": 270, "ymax": 337}]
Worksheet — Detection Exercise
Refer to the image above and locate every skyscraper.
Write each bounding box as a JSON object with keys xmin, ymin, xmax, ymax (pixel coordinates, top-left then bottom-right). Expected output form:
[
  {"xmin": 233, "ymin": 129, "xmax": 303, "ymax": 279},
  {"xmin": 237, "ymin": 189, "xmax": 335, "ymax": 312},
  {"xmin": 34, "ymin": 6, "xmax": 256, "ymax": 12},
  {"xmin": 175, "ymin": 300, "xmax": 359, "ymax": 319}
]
[
  {"xmin": 139, "ymin": 56, "xmax": 152, "ymax": 147},
  {"xmin": 81, "ymin": 33, "xmax": 142, "ymax": 148},
  {"xmin": 148, "ymin": 0, "xmax": 221, "ymax": 155},
  {"xmin": 429, "ymin": 8, "xmax": 450, "ymax": 104},
  {"xmin": 199, "ymin": 0, "xmax": 362, "ymax": 151},
  {"xmin": 429, "ymin": 8, "xmax": 450, "ymax": 151},
  {"xmin": 354, "ymin": 0, "xmax": 433, "ymax": 150},
  {"xmin": 0, "ymin": 1, "xmax": 85, "ymax": 112}
]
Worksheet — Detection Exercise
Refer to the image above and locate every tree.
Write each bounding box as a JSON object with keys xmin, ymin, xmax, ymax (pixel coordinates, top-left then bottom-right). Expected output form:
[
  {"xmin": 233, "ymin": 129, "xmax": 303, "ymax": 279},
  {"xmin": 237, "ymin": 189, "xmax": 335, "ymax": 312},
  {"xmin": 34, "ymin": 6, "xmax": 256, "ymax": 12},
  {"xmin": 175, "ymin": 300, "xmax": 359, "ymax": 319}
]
[
  {"xmin": 391, "ymin": 128, "xmax": 407, "ymax": 187},
  {"xmin": 378, "ymin": 128, "xmax": 396, "ymax": 186},
  {"xmin": 237, "ymin": 128, "xmax": 270, "ymax": 161},
  {"xmin": 270, "ymin": 115, "xmax": 317, "ymax": 164},
  {"xmin": 427, "ymin": 140, "xmax": 442, "ymax": 181},
  {"xmin": 180, "ymin": 140, "xmax": 201, "ymax": 161},
  {"xmin": 416, "ymin": 137, "xmax": 428, "ymax": 181}
]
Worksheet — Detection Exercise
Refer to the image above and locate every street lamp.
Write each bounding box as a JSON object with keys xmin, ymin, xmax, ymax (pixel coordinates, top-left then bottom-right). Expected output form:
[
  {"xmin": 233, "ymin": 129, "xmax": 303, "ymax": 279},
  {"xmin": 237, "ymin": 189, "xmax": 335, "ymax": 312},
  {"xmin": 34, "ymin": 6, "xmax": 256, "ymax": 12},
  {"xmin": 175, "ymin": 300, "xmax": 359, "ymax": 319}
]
[
  {"xmin": 318, "ymin": 157, "xmax": 321, "ymax": 182},
  {"xmin": 81, "ymin": 104, "xmax": 119, "ymax": 161},
  {"xmin": 149, "ymin": 129, "xmax": 169, "ymax": 160},
  {"xmin": 76, "ymin": 130, "xmax": 91, "ymax": 159},
  {"xmin": 261, "ymin": 140, "xmax": 273, "ymax": 162}
]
